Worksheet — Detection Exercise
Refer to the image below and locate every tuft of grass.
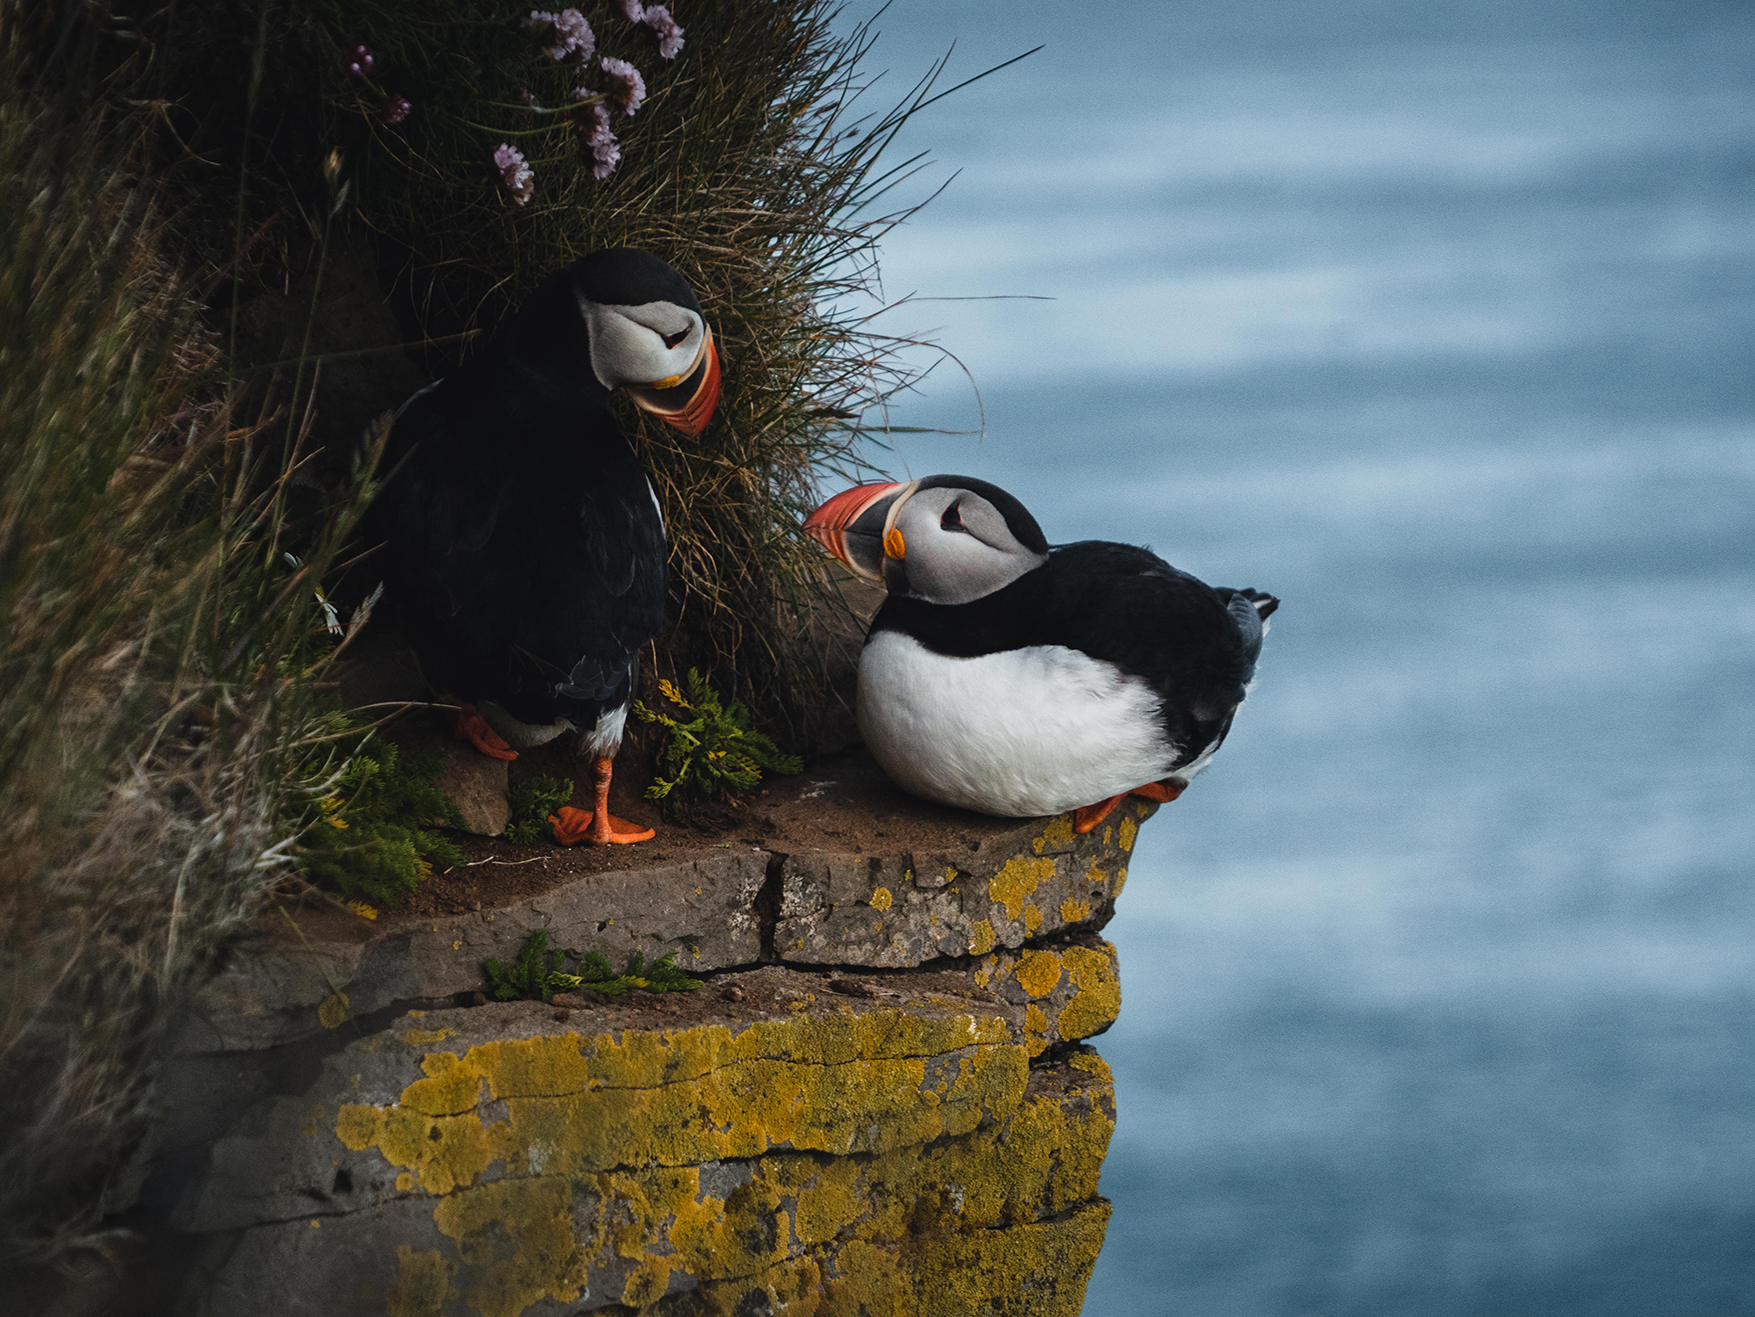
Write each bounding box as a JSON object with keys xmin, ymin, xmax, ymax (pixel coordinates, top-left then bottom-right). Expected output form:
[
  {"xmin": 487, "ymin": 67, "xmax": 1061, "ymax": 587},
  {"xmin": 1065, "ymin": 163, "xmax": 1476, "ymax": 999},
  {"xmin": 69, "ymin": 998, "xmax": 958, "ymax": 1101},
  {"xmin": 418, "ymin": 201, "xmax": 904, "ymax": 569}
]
[
  {"xmin": 0, "ymin": 13, "xmax": 379, "ymax": 1273},
  {"xmin": 635, "ymin": 670, "xmax": 802, "ymax": 807},
  {"xmin": 506, "ymin": 774, "xmax": 576, "ymax": 845},
  {"xmin": 295, "ymin": 734, "xmax": 465, "ymax": 906},
  {"xmin": 485, "ymin": 931, "xmax": 702, "ymax": 1002},
  {"xmin": 299, "ymin": 0, "xmax": 969, "ymax": 739}
]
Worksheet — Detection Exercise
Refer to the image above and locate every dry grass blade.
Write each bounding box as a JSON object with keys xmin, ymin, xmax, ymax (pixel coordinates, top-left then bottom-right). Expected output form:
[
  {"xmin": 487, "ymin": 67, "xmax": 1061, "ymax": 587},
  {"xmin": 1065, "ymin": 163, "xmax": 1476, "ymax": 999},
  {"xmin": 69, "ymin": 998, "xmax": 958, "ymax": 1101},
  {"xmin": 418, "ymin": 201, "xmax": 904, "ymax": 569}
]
[{"xmin": 0, "ymin": 14, "xmax": 376, "ymax": 1272}]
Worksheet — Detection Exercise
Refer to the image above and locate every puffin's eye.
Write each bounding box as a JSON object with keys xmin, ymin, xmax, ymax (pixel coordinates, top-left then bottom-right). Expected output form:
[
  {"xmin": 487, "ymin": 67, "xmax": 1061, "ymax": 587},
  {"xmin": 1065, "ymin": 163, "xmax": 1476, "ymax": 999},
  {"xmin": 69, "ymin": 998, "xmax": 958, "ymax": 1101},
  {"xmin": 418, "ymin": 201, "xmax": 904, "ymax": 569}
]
[
  {"xmin": 660, "ymin": 327, "xmax": 691, "ymax": 350},
  {"xmin": 941, "ymin": 501, "xmax": 966, "ymax": 532}
]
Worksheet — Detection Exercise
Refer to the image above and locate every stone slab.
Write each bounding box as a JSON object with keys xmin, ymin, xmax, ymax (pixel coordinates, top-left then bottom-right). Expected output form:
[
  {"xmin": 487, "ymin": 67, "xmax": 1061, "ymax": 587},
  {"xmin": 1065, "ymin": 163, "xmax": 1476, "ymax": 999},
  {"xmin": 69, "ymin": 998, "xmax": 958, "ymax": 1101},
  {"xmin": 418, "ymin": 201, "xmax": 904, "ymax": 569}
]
[
  {"xmin": 974, "ymin": 932, "xmax": 1123, "ymax": 1057},
  {"xmin": 774, "ymin": 802, "xmax": 1153, "ymax": 967},
  {"xmin": 173, "ymin": 967, "xmax": 1028, "ymax": 1234},
  {"xmin": 180, "ymin": 853, "xmax": 768, "ymax": 1053},
  {"xmin": 170, "ymin": 969, "xmax": 1114, "ymax": 1317}
]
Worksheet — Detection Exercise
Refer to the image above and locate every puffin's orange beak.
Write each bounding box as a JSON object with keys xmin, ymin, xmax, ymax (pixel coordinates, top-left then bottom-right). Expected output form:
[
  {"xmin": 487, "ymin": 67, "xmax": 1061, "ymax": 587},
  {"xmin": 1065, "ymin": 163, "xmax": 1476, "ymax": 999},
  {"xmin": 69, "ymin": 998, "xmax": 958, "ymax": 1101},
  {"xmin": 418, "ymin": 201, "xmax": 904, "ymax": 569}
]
[
  {"xmin": 631, "ymin": 333, "xmax": 721, "ymax": 437},
  {"xmin": 803, "ymin": 480, "xmax": 915, "ymax": 582}
]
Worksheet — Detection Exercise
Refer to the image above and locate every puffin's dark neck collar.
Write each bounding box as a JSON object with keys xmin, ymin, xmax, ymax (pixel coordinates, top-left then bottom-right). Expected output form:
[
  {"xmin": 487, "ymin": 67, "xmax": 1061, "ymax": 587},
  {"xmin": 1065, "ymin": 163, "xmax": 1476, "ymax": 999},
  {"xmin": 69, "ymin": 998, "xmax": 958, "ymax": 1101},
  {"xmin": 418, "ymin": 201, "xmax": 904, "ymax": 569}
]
[{"xmin": 869, "ymin": 563, "xmax": 1055, "ymax": 658}]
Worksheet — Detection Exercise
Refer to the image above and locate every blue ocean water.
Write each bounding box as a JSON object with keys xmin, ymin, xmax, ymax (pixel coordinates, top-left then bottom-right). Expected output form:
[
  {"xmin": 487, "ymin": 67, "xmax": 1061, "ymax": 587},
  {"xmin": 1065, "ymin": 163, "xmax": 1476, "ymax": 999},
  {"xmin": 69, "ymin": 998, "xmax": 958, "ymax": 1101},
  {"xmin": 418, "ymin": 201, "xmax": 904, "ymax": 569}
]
[{"xmin": 835, "ymin": 2, "xmax": 1755, "ymax": 1311}]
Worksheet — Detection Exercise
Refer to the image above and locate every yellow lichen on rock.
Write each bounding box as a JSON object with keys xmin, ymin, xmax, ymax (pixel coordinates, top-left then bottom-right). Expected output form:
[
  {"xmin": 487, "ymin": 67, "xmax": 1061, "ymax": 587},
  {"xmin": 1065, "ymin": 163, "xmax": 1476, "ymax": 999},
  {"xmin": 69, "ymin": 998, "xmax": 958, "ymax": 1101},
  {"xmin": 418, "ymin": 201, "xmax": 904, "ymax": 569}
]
[
  {"xmin": 336, "ymin": 1008, "xmax": 1026, "ymax": 1209},
  {"xmin": 1067, "ymin": 1049, "xmax": 1113, "ymax": 1084},
  {"xmin": 967, "ymin": 919, "xmax": 996, "ymax": 956},
  {"xmin": 1056, "ymin": 942, "xmax": 1121, "ymax": 1042},
  {"xmin": 432, "ymin": 1177, "xmax": 587, "ymax": 1317},
  {"xmin": 1060, "ymin": 895, "xmax": 1091, "ymax": 924},
  {"xmin": 1031, "ymin": 814, "xmax": 1076, "ymax": 856},
  {"xmin": 1013, "ymin": 950, "xmax": 1064, "ymax": 1000},
  {"xmin": 988, "ymin": 857, "xmax": 1056, "ymax": 922},
  {"xmin": 577, "ymin": 1058, "xmax": 1118, "ymax": 1315},
  {"xmin": 318, "ymin": 991, "xmax": 351, "ymax": 1029},
  {"xmin": 386, "ymin": 1245, "xmax": 449, "ymax": 1317},
  {"xmin": 869, "ymin": 886, "xmax": 892, "ymax": 910}
]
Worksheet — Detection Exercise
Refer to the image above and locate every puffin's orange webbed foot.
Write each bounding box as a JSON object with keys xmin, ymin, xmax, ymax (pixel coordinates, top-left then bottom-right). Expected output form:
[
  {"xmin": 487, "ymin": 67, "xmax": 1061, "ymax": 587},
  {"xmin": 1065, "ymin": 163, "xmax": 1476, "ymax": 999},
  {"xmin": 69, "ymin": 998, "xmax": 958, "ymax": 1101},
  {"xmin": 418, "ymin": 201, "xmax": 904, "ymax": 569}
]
[
  {"xmin": 449, "ymin": 704, "xmax": 518, "ymax": 761},
  {"xmin": 548, "ymin": 806, "xmax": 655, "ymax": 846},
  {"xmin": 1072, "ymin": 795, "xmax": 1125, "ymax": 835},
  {"xmin": 1071, "ymin": 780, "xmax": 1186, "ymax": 834}
]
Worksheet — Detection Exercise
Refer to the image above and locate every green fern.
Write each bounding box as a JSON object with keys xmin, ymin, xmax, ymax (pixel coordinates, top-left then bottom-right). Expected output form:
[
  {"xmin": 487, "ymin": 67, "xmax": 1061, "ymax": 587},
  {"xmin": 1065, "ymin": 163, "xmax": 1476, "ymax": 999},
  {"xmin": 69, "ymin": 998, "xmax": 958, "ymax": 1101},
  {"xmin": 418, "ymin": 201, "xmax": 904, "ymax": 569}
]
[
  {"xmin": 485, "ymin": 933, "xmax": 703, "ymax": 1002},
  {"xmin": 297, "ymin": 735, "xmax": 465, "ymax": 907},
  {"xmin": 505, "ymin": 774, "xmax": 574, "ymax": 845},
  {"xmin": 485, "ymin": 929, "xmax": 565, "ymax": 1003},
  {"xmin": 633, "ymin": 670, "xmax": 802, "ymax": 806}
]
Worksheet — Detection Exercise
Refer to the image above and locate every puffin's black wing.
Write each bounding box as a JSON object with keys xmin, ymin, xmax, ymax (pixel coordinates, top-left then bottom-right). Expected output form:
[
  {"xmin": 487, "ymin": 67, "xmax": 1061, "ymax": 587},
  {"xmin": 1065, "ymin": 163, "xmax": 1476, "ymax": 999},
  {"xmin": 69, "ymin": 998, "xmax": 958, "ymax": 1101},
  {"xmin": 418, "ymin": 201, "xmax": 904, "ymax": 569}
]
[
  {"xmin": 374, "ymin": 372, "xmax": 666, "ymax": 728},
  {"xmin": 1041, "ymin": 541, "xmax": 1268, "ymax": 772}
]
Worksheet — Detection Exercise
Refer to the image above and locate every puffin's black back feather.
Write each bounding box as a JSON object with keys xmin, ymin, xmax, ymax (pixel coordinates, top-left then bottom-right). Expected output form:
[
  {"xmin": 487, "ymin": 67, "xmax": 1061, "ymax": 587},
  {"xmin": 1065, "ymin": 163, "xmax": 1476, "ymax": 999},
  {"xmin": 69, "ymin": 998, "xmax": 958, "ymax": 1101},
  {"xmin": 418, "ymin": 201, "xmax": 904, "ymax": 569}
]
[
  {"xmin": 368, "ymin": 259, "xmax": 671, "ymax": 731},
  {"xmin": 869, "ymin": 539, "xmax": 1275, "ymax": 772}
]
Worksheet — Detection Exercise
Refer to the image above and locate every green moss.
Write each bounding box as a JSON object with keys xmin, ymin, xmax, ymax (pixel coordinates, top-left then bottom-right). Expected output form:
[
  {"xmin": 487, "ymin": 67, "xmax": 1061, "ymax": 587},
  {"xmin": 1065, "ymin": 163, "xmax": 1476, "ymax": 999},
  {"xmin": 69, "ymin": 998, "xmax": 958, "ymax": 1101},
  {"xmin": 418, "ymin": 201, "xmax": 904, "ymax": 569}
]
[
  {"xmin": 505, "ymin": 775, "xmax": 574, "ymax": 845},
  {"xmin": 634, "ymin": 670, "xmax": 801, "ymax": 808},
  {"xmin": 484, "ymin": 931, "xmax": 703, "ymax": 1003},
  {"xmin": 296, "ymin": 734, "xmax": 464, "ymax": 907}
]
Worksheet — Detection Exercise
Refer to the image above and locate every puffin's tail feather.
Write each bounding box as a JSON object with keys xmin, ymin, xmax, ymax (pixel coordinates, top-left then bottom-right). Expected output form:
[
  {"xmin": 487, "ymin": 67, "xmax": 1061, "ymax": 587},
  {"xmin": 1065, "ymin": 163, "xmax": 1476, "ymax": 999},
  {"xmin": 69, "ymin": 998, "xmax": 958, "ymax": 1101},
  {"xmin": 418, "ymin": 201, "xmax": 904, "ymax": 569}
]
[
  {"xmin": 1235, "ymin": 588, "xmax": 1279, "ymax": 620},
  {"xmin": 1221, "ymin": 587, "xmax": 1279, "ymax": 664}
]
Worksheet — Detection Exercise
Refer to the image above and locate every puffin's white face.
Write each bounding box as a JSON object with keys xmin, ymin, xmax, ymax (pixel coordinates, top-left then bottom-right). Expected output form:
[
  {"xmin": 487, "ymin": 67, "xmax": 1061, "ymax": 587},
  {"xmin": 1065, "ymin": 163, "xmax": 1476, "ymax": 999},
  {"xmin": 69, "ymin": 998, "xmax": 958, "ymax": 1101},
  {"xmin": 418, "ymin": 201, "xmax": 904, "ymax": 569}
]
[
  {"xmin": 580, "ymin": 297, "xmax": 708, "ymax": 390},
  {"xmin": 578, "ymin": 294, "xmax": 720, "ymax": 436},
  {"xmin": 885, "ymin": 486, "xmax": 1047, "ymax": 605},
  {"xmin": 803, "ymin": 477, "xmax": 1050, "ymax": 607}
]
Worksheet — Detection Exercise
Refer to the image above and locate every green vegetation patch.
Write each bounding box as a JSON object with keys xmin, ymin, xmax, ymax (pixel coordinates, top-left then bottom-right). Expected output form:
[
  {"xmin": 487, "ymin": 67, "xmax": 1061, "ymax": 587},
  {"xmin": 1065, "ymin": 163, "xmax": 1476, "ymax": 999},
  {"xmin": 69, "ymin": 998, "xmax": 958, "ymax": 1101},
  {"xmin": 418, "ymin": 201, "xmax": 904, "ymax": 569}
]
[
  {"xmin": 635, "ymin": 670, "xmax": 802, "ymax": 806},
  {"xmin": 506, "ymin": 774, "xmax": 575, "ymax": 845},
  {"xmin": 485, "ymin": 930, "xmax": 703, "ymax": 1003},
  {"xmin": 297, "ymin": 735, "xmax": 464, "ymax": 907}
]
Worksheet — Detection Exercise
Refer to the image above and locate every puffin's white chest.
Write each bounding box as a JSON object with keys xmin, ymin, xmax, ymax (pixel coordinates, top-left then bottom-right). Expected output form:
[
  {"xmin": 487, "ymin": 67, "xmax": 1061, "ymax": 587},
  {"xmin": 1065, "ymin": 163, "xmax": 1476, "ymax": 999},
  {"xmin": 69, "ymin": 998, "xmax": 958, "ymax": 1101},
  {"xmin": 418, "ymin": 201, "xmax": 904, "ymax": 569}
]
[{"xmin": 856, "ymin": 630, "xmax": 1177, "ymax": 817}]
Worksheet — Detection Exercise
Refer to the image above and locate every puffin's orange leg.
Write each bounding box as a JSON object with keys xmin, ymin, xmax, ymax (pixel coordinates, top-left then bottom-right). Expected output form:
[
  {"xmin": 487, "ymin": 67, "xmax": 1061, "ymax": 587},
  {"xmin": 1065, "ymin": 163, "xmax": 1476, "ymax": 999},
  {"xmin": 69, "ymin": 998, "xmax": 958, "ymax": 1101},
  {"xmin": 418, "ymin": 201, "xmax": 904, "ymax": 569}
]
[
  {"xmin": 549, "ymin": 756, "xmax": 654, "ymax": 845},
  {"xmin": 449, "ymin": 704, "xmax": 518, "ymax": 761},
  {"xmin": 1131, "ymin": 781, "xmax": 1185, "ymax": 804},
  {"xmin": 1071, "ymin": 780, "xmax": 1186, "ymax": 835}
]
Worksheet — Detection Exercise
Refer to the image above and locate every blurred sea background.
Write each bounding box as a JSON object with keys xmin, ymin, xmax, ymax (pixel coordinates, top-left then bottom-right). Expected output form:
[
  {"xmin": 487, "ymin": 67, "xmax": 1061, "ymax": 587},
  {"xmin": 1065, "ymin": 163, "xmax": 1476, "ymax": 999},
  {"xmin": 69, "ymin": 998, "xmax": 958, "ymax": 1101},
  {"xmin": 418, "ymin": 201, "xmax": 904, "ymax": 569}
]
[{"xmin": 834, "ymin": 1, "xmax": 1755, "ymax": 1312}]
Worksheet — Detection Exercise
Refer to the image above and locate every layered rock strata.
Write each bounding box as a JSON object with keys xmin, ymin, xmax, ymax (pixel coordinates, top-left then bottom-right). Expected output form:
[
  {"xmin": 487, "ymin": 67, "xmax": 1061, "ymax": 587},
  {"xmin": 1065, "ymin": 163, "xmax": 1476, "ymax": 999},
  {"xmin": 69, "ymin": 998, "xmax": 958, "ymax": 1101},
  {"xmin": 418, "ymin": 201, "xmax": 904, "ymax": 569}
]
[{"xmin": 141, "ymin": 763, "xmax": 1156, "ymax": 1317}]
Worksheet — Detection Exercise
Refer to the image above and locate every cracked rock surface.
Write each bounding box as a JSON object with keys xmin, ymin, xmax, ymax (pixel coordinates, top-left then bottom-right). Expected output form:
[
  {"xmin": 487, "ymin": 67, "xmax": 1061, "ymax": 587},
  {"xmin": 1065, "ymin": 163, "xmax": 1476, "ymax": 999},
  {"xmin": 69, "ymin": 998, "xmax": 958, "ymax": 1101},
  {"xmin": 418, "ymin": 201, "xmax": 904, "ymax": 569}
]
[{"xmin": 135, "ymin": 756, "xmax": 1158, "ymax": 1316}]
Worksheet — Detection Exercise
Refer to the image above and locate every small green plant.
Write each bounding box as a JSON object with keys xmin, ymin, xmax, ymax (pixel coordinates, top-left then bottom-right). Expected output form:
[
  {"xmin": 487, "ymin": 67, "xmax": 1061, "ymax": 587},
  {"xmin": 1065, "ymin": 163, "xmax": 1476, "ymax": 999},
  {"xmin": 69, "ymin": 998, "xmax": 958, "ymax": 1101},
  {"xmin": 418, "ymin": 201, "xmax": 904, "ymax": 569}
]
[
  {"xmin": 297, "ymin": 736, "xmax": 465, "ymax": 907},
  {"xmin": 485, "ymin": 931, "xmax": 703, "ymax": 1003},
  {"xmin": 484, "ymin": 929, "xmax": 565, "ymax": 1003},
  {"xmin": 554, "ymin": 949, "xmax": 704, "ymax": 996},
  {"xmin": 634, "ymin": 670, "xmax": 802, "ymax": 805},
  {"xmin": 506, "ymin": 774, "xmax": 575, "ymax": 845}
]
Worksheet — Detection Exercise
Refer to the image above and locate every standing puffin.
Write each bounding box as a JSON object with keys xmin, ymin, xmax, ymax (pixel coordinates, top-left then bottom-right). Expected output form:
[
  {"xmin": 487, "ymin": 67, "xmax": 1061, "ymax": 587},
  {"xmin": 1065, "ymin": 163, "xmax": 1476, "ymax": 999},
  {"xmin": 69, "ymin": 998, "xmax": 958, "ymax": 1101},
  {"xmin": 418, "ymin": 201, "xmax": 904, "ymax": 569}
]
[
  {"xmin": 372, "ymin": 249, "xmax": 720, "ymax": 845},
  {"xmin": 803, "ymin": 475, "xmax": 1277, "ymax": 832}
]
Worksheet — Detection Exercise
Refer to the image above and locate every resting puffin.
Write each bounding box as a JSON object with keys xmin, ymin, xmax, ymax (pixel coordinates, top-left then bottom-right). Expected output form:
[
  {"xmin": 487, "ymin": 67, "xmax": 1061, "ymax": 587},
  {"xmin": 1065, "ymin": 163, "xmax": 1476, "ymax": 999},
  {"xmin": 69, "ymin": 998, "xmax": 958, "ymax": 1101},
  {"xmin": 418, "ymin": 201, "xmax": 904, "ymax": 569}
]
[
  {"xmin": 803, "ymin": 475, "xmax": 1277, "ymax": 832},
  {"xmin": 372, "ymin": 249, "xmax": 720, "ymax": 845}
]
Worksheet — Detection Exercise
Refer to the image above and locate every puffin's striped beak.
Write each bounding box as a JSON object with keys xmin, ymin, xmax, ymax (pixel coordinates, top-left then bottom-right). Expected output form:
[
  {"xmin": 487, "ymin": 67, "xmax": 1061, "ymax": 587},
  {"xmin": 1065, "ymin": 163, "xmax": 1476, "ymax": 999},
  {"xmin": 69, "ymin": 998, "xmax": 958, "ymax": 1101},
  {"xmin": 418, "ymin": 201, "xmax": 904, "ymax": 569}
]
[
  {"xmin": 629, "ymin": 331, "xmax": 721, "ymax": 437},
  {"xmin": 803, "ymin": 480, "xmax": 916, "ymax": 583}
]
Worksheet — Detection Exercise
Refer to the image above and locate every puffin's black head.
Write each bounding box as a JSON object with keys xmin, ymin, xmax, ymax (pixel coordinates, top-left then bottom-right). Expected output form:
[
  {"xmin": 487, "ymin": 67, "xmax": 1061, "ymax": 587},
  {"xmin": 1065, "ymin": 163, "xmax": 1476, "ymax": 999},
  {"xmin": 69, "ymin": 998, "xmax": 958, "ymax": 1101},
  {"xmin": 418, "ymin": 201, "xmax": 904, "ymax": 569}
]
[
  {"xmin": 803, "ymin": 474, "xmax": 1049, "ymax": 605},
  {"xmin": 512, "ymin": 248, "xmax": 721, "ymax": 436}
]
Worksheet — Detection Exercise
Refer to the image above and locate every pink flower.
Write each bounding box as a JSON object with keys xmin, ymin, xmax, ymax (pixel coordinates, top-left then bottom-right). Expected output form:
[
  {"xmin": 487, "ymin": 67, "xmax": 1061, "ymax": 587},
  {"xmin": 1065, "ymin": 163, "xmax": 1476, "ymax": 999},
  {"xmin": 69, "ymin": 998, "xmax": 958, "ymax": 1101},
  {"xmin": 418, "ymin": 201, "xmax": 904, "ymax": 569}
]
[
  {"xmin": 493, "ymin": 143, "xmax": 535, "ymax": 205},
  {"xmin": 643, "ymin": 5, "xmax": 684, "ymax": 59},
  {"xmin": 383, "ymin": 94, "xmax": 411, "ymax": 124},
  {"xmin": 616, "ymin": 0, "xmax": 646, "ymax": 21},
  {"xmin": 598, "ymin": 56, "xmax": 646, "ymax": 115},
  {"xmin": 345, "ymin": 43, "xmax": 374, "ymax": 78},
  {"xmin": 525, "ymin": 8, "xmax": 595, "ymax": 62},
  {"xmin": 582, "ymin": 104, "xmax": 621, "ymax": 180}
]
